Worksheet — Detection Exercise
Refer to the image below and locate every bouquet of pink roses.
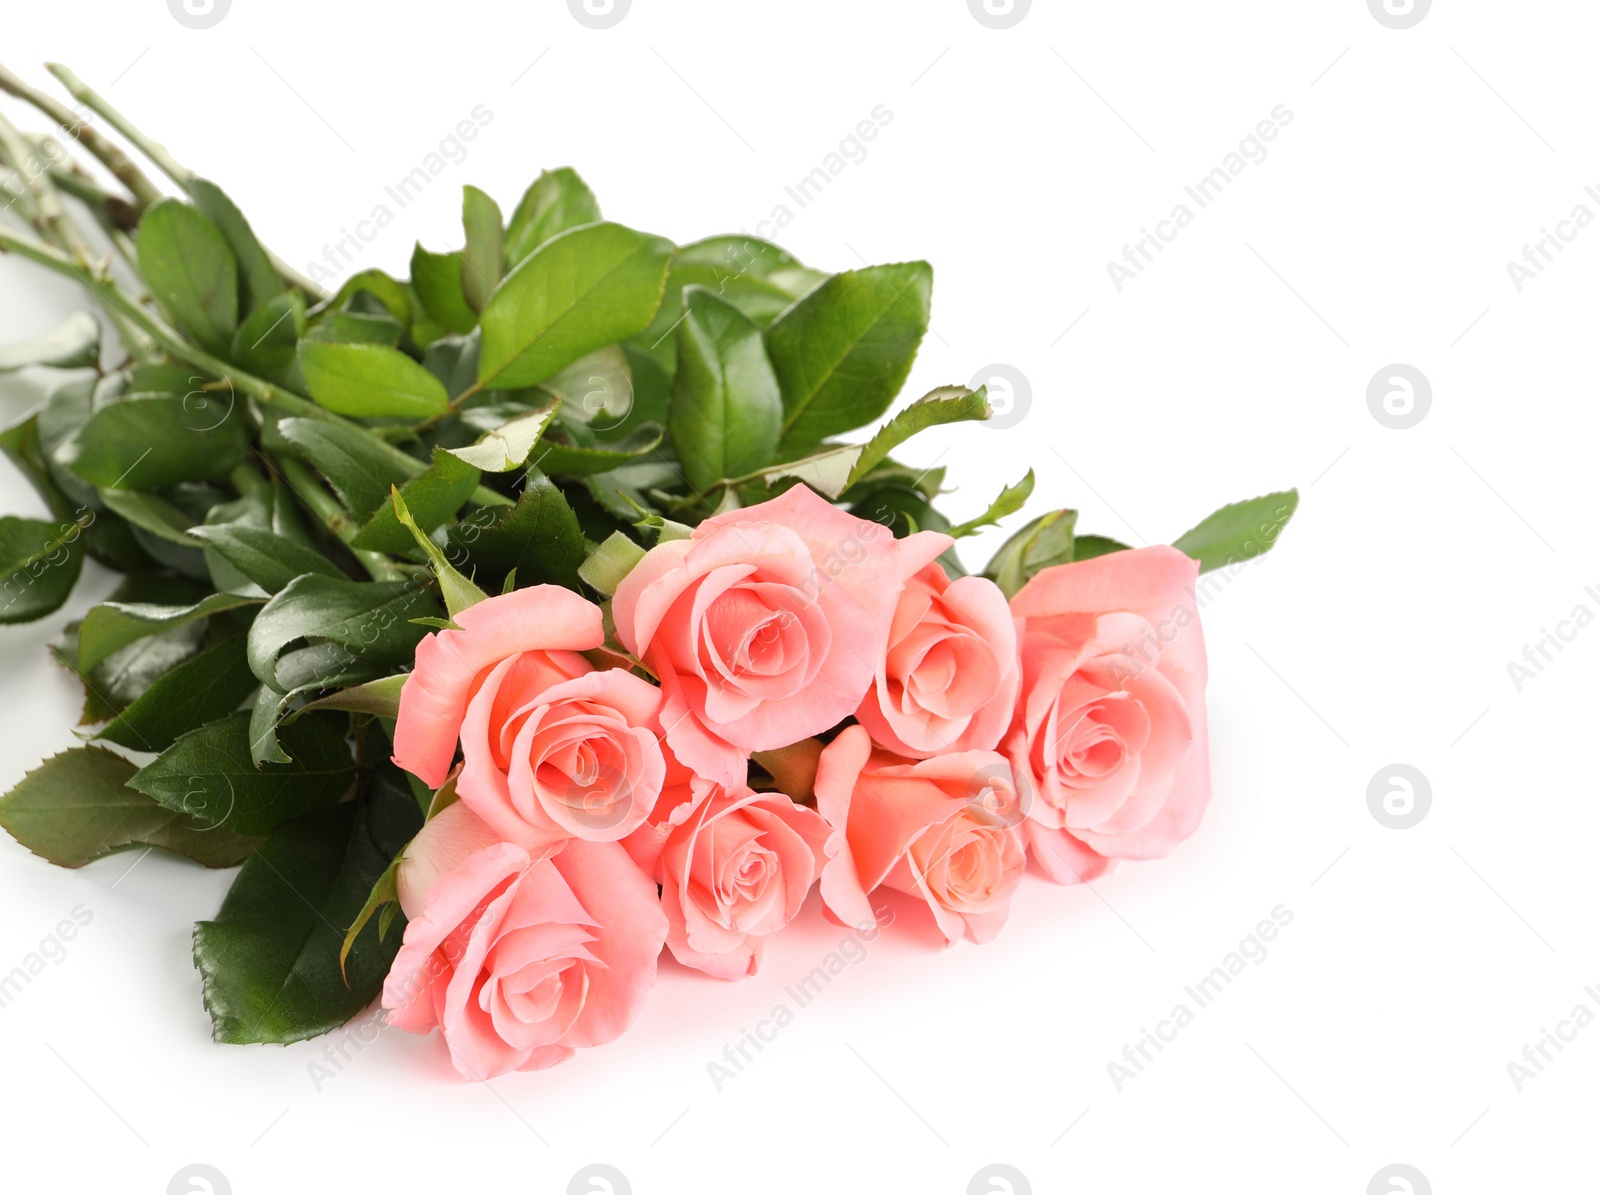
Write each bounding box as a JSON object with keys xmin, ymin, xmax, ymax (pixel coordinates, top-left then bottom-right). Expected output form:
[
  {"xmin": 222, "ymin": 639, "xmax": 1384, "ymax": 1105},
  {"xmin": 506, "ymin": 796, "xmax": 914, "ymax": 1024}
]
[{"xmin": 0, "ymin": 64, "xmax": 1296, "ymax": 1079}]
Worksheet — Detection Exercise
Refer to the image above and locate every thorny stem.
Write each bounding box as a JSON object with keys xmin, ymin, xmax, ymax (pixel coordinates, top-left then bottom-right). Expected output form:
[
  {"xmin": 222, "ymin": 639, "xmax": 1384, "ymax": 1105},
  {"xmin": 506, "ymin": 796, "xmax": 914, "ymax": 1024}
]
[
  {"xmin": 0, "ymin": 62, "xmax": 161, "ymax": 209},
  {"xmin": 41, "ymin": 61, "xmax": 332, "ymax": 301}
]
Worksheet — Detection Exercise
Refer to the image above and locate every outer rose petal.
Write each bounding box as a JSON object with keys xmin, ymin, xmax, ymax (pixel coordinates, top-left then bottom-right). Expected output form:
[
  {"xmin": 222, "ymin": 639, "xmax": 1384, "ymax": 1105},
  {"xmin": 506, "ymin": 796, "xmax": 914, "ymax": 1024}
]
[
  {"xmin": 550, "ymin": 839, "xmax": 669, "ymax": 1049},
  {"xmin": 396, "ymin": 799, "xmax": 502, "ymax": 918},
  {"xmin": 393, "ymin": 586, "xmax": 605, "ymax": 787}
]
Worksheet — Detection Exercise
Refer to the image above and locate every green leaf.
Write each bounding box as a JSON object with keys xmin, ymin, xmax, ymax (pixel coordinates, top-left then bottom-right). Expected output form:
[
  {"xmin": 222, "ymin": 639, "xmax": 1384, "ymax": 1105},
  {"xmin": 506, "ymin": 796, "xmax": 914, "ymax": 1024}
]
[
  {"xmin": 95, "ymin": 487, "xmax": 198, "ymax": 545},
  {"xmin": 1171, "ymin": 489, "xmax": 1299, "ymax": 574},
  {"xmin": 131, "ymin": 711, "xmax": 354, "ymax": 836},
  {"xmin": 0, "ymin": 312, "xmax": 100, "ymax": 372},
  {"xmin": 0, "ymin": 746, "xmax": 259, "ymax": 869},
  {"xmin": 535, "ymin": 346, "xmax": 636, "ymax": 430},
  {"xmin": 247, "ymin": 574, "xmax": 439, "ymax": 690},
  {"xmin": 387, "ymin": 486, "xmax": 487, "ymax": 619},
  {"xmin": 477, "ymin": 222, "xmax": 674, "ymax": 390},
  {"xmin": 184, "ymin": 178, "xmax": 284, "ymax": 316},
  {"xmin": 947, "ymin": 469, "xmax": 1035, "ymax": 538},
  {"xmin": 196, "ymin": 483, "xmax": 335, "ymax": 593},
  {"xmin": 317, "ymin": 269, "xmax": 412, "ymax": 325},
  {"xmin": 985, "ymin": 508, "xmax": 1078, "ymax": 600},
  {"xmin": 292, "ymin": 673, "xmax": 407, "ymax": 722},
  {"xmin": 637, "ymin": 237, "xmax": 820, "ymax": 369},
  {"xmin": 276, "ymin": 418, "xmax": 416, "ymax": 521},
  {"xmin": 1072, "ymin": 534, "xmax": 1130, "ymax": 562},
  {"xmin": 340, "ymin": 849, "xmax": 404, "ymax": 979},
  {"xmin": 668, "ymin": 286, "xmax": 783, "ymax": 491},
  {"xmin": 351, "ymin": 448, "xmax": 481, "ymax": 555},
  {"xmin": 846, "ymin": 385, "xmax": 988, "ymax": 490},
  {"xmin": 766, "ymin": 260, "xmax": 933, "ymax": 450},
  {"xmin": 533, "ymin": 422, "xmax": 664, "ymax": 477},
  {"xmin": 230, "ymin": 291, "xmax": 307, "ymax": 379},
  {"xmin": 460, "ymin": 185, "xmax": 504, "ymax": 313},
  {"xmin": 446, "ymin": 401, "xmax": 558, "ymax": 472},
  {"xmin": 410, "ymin": 243, "xmax": 478, "ymax": 335},
  {"xmin": 77, "ymin": 591, "xmax": 262, "ymax": 675},
  {"xmin": 753, "ymin": 445, "xmax": 863, "ymax": 500},
  {"xmin": 136, "ymin": 198, "xmax": 239, "ymax": 355},
  {"xmin": 0, "ymin": 514, "xmax": 85, "ymax": 624},
  {"xmin": 449, "ymin": 469, "xmax": 584, "ymax": 591},
  {"xmin": 298, "ymin": 342, "xmax": 450, "ymax": 420},
  {"xmin": 192, "ymin": 798, "xmax": 406, "ymax": 1044},
  {"xmin": 186, "ymin": 523, "xmax": 346, "ymax": 594},
  {"xmin": 97, "ymin": 635, "xmax": 259, "ymax": 752},
  {"xmin": 504, "ymin": 167, "xmax": 601, "ymax": 268},
  {"xmin": 60, "ymin": 395, "xmax": 251, "ymax": 489}
]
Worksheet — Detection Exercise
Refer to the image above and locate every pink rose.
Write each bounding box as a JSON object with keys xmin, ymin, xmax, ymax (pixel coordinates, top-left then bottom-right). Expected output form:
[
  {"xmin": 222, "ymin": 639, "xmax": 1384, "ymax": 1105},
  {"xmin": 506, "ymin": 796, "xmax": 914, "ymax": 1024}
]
[
  {"xmin": 855, "ymin": 531, "xmax": 1020, "ymax": 757},
  {"xmin": 613, "ymin": 484, "xmax": 903, "ymax": 786},
  {"xmin": 816, "ymin": 725, "xmax": 1026, "ymax": 944},
  {"xmin": 392, "ymin": 586, "xmax": 667, "ymax": 849},
  {"xmin": 1005, "ymin": 545, "xmax": 1210, "ymax": 884},
  {"xmin": 633, "ymin": 779, "xmax": 831, "ymax": 979},
  {"xmin": 384, "ymin": 801, "xmax": 668, "ymax": 1079}
]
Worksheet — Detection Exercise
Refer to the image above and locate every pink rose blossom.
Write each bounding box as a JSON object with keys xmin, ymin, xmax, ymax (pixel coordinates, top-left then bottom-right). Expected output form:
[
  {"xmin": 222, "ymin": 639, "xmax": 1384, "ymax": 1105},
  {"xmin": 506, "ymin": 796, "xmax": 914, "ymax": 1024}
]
[
  {"xmin": 855, "ymin": 530, "xmax": 1020, "ymax": 757},
  {"xmin": 384, "ymin": 802, "xmax": 668, "ymax": 1079},
  {"xmin": 816, "ymin": 725, "xmax": 1026, "ymax": 945},
  {"xmin": 392, "ymin": 586, "xmax": 667, "ymax": 850},
  {"xmin": 612, "ymin": 484, "xmax": 902, "ymax": 786},
  {"xmin": 1005, "ymin": 545, "xmax": 1210, "ymax": 884},
  {"xmin": 633, "ymin": 779, "xmax": 831, "ymax": 979}
]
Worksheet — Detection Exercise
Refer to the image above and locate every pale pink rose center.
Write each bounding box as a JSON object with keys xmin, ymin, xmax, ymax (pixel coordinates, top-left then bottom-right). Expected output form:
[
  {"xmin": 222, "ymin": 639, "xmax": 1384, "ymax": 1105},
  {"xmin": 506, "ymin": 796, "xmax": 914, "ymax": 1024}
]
[
  {"xmin": 911, "ymin": 814, "xmax": 1019, "ymax": 913},
  {"xmin": 890, "ymin": 616, "xmax": 1001, "ymax": 723}
]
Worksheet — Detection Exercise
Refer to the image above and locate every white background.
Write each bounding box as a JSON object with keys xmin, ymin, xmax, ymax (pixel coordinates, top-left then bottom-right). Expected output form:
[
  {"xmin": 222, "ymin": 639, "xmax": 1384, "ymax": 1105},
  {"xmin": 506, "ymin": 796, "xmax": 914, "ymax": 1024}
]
[{"xmin": 0, "ymin": 1, "xmax": 1594, "ymax": 1192}]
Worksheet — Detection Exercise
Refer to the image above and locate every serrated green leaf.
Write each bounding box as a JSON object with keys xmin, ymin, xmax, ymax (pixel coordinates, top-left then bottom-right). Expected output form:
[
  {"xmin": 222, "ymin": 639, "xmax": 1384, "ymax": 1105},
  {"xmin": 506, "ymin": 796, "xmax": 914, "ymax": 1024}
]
[
  {"xmin": 766, "ymin": 260, "xmax": 932, "ymax": 450},
  {"xmin": 448, "ymin": 469, "xmax": 584, "ymax": 591},
  {"xmin": 0, "ymin": 514, "xmax": 85, "ymax": 625},
  {"xmin": 669, "ymin": 286, "xmax": 782, "ymax": 491},
  {"xmin": 247, "ymin": 574, "xmax": 439, "ymax": 690},
  {"xmin": 192, "ymin": 797, "xmax": 405, "ymax": 1044},
  {"xmin": 60, "ymin": 394, "xmax": 251, "ymax": 490},
  {"xmin": 351, "ymin": 448, "xmax": 481, "ymax": 554},
  {"xmin": 131, "ymin": 710, "xmax": 354, "ymax": 836},
  {"xmin": 504, "ymin": 167, "xmax": 601, "ymax": 268},
  {"xmin": 1171, "ymin": 489, "xmax": 1299, "ymax": 574},
  {"xmin": 478, "ymin": 222, "xmax": 674, "ymax": 390},
  {"xmin": 77, "ymin": 591, "xmax": 262, "ymax": 675},
  {"xmin": 137, "ymin": 198, "xmax": 238, "ymax": 355},
  {"xmin": 184, "ymin": 177, "xmax": 284, "ymax": 316},
  {"xmin": 411, "ymin": 243, "xmax": 477, "ymax": 335},
  {"xmin": 276, "ymin": 418, "xmax": 417, "ymax": 521},
  {"xmin": 299, "ymin": 341, "xmax": 450, "ymax": 419},
  {"xmin": 461, "ymin": 185, "xmax": 503, "ymax": 313},
  {"xmin": 0, "ymin": 746, "xmax": 259, "ymax": 869},
  {"xmin": 97, "ymin": 634, "xmax": 259, "ymax": 752},
  {"xmin": 846, "ymin": 384, "xmax": 988, "ymax": 489}
]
